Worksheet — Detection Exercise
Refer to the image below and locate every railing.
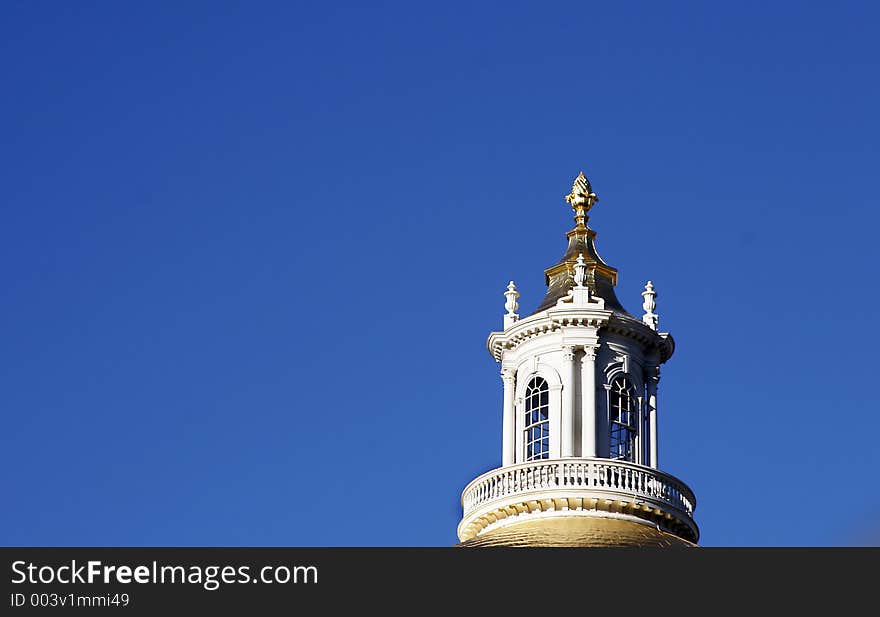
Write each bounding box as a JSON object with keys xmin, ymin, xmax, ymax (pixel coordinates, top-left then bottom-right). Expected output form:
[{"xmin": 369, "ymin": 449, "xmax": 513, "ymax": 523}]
[{"xmin": 461, "ymin": 458, "xmax": 696, "ymax": 519}]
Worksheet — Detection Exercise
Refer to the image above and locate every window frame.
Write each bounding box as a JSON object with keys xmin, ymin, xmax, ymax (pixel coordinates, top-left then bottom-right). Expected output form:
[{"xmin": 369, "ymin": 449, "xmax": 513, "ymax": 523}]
[
  {"xmin": 523, "ymin": 376, "xmax": 550, "ymax": 462},
  {"xmin": 609, "ymin": 376, "xmax": 637, "ymax": 462}
]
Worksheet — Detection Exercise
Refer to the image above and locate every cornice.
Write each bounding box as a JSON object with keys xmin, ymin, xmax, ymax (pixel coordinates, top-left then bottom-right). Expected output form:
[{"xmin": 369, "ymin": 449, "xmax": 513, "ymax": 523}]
[{"xmin": 488, "ymin": 307, "xmax": 674, "ymax": 363}]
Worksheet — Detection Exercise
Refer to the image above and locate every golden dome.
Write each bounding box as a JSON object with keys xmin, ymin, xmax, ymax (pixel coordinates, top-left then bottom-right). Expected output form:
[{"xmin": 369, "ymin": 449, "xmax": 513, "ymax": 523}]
[{"xmin": 457, "ymin": 516, "xmax": 695, "ymax": 548}]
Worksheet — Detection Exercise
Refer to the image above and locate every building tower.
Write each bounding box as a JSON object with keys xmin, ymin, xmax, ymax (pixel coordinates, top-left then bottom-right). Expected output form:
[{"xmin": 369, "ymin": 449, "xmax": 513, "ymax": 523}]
[{"xmin": 457, "ymin": 172, "xmax": 698, "ymax": 547}]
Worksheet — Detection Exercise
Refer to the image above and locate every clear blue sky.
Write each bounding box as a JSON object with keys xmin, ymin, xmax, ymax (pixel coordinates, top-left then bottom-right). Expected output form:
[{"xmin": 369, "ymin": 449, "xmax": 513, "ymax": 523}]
[{"xmin": 2, "ymin": 2, "xmax": 879, "ymax": 547}]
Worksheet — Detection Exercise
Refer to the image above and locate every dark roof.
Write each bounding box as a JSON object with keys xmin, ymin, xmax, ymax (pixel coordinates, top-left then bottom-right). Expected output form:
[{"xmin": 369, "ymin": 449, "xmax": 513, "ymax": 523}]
[{"xmin": 531, "ymin": 228, "xmax": 636, "ymax": 320}]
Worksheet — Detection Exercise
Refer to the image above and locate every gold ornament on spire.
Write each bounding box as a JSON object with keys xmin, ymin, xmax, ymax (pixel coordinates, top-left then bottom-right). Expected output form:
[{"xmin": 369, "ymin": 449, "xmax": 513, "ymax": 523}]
[{"xmin": 564, "ymin": 171, "xmax": 598, "ymax": 230}]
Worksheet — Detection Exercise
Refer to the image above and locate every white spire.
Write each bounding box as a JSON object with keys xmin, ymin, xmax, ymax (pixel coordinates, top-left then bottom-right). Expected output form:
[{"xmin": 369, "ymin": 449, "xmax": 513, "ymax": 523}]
[
  {"xmin": 574, "ymin": 253, "xmax": 587, "ymax": 288},
  {"xmin": 641, "ymin": 280, "xmax": 658, "ymax": 330},
  {"xmin": 503, "ymin": 281, "xmax": 520, "ymax": 329}
]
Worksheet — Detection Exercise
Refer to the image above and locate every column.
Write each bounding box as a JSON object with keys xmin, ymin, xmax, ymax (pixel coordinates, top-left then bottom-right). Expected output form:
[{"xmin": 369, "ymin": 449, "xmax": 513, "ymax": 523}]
[
  {"xmin": 636, "ymin": 396, "xmax": 644, "ymax": 465},
  {"xmin": 501, "ymin": 368, "xmax": 516, "ymax": 466},
  {"xmin": 647, "ymin": 365, "xmax": 659, "ymax": 469},
  {"xmin": 598, "ymin": 385, "xmax": 611, "ymax": 458},
  {"xmin": 561, "ymin": 346, "xmax": 576, "ymax": 457},
  {"xmin": 548, "ymin": 383, "xmax": 563, "ymax": 458},
  {"xmin": 580, "ymin": 345, "xmax": 598, "ymax": 457}
]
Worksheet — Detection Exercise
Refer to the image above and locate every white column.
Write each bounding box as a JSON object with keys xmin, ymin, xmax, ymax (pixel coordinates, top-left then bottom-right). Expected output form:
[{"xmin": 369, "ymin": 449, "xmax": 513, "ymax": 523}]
[
  {"xmin": 580, "ymin": 345, "xmax": 598, "ymax": 457},
  {"xmin": 561, "ymin": 346, "xmax": 576, "ymax": 457},
  {"xmin": 599, "ymin": 385, "xmax": 611, "ymax": 458},
  {"xmin": 647, "ymin": 366, "xmax": 659, "ymax": 469},
  {"xmin": 501, "ymin": 368, "xmax": 516, "ymax": 466},
  {"xmin": 548, "ymin": 384, "xmax": 563, "ymax": 458},
  {"xmin": 636, "ymin": 396, "xmax": 644, "ymax": 465},
  {"xmin": 515, "ymin": 395, "xmax": 524, "ymax": 464}
]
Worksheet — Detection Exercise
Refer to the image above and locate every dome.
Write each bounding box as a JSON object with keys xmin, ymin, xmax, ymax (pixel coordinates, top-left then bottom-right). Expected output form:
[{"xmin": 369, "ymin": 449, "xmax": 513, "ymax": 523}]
[
  {"xmin": 457, "ymin": 516, "xmax": 695, "ymax": 548},
  {"xmin": 531, "ymin": 228, "xmax": 633, "ymax": 318}
]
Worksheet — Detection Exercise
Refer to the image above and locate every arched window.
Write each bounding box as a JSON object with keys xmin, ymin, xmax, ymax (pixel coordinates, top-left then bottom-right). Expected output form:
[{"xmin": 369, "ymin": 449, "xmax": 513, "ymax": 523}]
[
  {"xmin": 610, "ymin": 377, "xmax": 637, "ymax": 462},
  {"xmin": 524, "ymin": 377, "xmax": 549, "ymax": 462}
]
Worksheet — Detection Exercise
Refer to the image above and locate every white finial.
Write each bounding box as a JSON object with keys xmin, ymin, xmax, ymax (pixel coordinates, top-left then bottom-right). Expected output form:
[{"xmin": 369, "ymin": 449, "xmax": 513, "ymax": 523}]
[
  {"xmin": 555, "ymin": 254, "xmax": 605, "ymax": 309},
  {"xmin": 641, "ymin": 281, "xmax": 658, "ymax": 330},
  {"xmin": 574, "ymin": 253, "xmax": 587, "ymax": 288},
  {"xmin": 503, "ymin": 281, "xmax": 520, "ymax": 329}
]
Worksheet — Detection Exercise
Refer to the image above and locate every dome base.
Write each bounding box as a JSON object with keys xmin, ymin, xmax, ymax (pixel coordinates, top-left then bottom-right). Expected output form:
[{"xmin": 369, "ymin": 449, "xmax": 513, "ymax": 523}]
[{"xmin": 457, "ymin": 515, "xmax": 695, "ymax": 547}]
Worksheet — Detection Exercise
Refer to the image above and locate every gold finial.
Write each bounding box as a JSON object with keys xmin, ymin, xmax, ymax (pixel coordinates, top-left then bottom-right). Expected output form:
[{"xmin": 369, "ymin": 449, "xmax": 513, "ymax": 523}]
[{"xmin": 564, "ymin": 171, "xmax": 598, "ymax": 230}]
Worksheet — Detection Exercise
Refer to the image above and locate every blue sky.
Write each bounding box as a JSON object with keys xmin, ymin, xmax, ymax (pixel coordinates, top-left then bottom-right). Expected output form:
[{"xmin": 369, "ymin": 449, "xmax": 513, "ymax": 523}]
[{"xmin": 2, "ymin": 2, "xmax": 879, "ymax": 546}]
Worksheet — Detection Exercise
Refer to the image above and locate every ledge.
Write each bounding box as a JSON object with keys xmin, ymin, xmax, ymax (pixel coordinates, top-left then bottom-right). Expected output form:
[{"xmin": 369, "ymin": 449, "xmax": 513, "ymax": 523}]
[{"xmin": 458, "ymin": 458, "xmax": 698, "ymax": 543}]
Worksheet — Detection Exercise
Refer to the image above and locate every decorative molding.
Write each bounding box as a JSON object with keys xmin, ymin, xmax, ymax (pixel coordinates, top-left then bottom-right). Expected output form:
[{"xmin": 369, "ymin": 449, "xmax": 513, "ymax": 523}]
[
  {"xmin": 515, "ymin": 364, "xmax": 563, "ymax": 400},
  {"xmin": 488, "ymin": 309, "xmax": 672, "ymax": 363}
]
